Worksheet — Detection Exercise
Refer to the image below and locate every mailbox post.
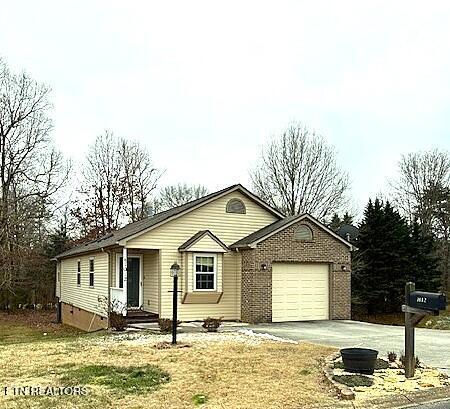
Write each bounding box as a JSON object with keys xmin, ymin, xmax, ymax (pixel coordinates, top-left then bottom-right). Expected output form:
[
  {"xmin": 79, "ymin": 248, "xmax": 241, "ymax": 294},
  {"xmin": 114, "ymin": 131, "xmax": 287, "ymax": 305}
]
[
  {"xmin": 404, "ymin": 283, "xmax": 418, "ymax": 378},
  {"xmin": 402, "ymin": 282, "xmax": 446, "ymax": 378}
]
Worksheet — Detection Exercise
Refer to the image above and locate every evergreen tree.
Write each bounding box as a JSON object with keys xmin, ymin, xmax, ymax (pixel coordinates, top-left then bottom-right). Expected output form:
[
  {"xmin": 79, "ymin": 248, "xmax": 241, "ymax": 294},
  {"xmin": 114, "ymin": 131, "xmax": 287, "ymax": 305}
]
[
  {"xmin": 43, "ymin": 217, "xmax": 71, "ymax": 258},
  {"xmin": 352, "ymin": 198, "xmax": 437, "ymax": 314},
  {"xmin": 330, "ymin": 213, "xmax": 341, "ymax": 232},
  {"xmin": 342, "ymin": 212, "xmax": 354, "ymax": 225},
  {"xmin": 409, "ymin": 220, "xmax": 440, "ymax": 292}
]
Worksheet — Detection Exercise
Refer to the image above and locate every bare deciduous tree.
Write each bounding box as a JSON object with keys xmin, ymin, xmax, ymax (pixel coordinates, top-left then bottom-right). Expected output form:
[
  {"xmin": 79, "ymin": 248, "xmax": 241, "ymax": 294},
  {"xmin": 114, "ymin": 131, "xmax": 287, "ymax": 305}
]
[
  {"xmin": 391, "ymin": 149, "xmax": 450, "ymax": 290},
  {"xmin": 154, "ymin": 183, "xmax": 209, "ymax": 212},
  {"xmin": 74, "ymin": 131, "xmax": 161, "ymax": 238},
  {"xmin": 0, "ymin": 58, "xmax": 69, "ymax": 299},
  {"xmin": 250, "ymin": 123, "xmax": 349, "ymax": 219},
  {"xmin": 391, "ymin": 150, "xmax": 450, "ymax": 228},
  {"xmin": 119, "ymin": 139, "xmax": 161, "ymax": 222}
]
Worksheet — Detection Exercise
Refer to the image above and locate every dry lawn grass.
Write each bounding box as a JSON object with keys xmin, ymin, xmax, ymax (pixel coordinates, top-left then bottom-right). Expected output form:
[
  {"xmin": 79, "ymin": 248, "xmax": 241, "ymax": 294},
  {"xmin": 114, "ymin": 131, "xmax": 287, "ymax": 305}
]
[{"xmin": 0, "ymin": 313, "xmax": 339, "ymax": 409}]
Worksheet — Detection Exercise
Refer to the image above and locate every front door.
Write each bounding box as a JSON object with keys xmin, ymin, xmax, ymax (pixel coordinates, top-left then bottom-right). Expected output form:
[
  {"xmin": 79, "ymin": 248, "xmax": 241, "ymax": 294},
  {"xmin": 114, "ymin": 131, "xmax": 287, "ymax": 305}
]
[{"xmin": 119, "ymin": 257, "xmax": 141, "ymax": 308}]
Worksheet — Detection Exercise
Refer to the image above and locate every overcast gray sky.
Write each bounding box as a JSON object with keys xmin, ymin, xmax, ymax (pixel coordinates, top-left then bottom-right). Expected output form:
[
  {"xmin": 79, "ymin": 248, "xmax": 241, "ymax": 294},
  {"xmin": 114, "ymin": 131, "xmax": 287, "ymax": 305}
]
[{"xmin": 1, "ymin": 1, "xmax": 450, "ymax": 217}]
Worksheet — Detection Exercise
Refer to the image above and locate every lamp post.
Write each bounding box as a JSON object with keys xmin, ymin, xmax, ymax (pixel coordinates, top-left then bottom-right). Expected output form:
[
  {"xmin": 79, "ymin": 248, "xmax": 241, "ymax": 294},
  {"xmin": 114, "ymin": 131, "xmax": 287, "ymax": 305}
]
[{"xmin": 170, "ymin": 262, "xmax": 180, "ymax": 345}]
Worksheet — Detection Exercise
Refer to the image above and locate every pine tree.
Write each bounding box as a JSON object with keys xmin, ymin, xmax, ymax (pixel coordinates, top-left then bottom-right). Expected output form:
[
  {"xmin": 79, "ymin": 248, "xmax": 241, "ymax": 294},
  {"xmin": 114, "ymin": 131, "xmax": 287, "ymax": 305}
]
[
  {"xmin": 352, "ymin": 199, "xmax": 412, "ymax": 314},
  {"xmin": 342, "ymin": 212, "xmax": 354, "ymax": 225},
  {"xmin": 330, "ymin": 213, "xmax": 341, "ymax": 232},
  {"xmin": 409, "ymin": 220, "xmax": 440, "ymax": 292}
]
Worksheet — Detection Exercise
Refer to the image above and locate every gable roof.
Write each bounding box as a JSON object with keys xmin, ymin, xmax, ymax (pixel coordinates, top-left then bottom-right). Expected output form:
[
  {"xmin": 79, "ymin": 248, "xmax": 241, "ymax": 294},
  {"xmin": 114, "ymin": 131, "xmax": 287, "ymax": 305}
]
[
  {"xmin": 337, "ymin": 224, "xmax": 360, "ymax": 242},
  {"xmin": 230, "ymin": 213, "xmax": 354, "ymax": 250},
  {"xmin": 54, "ymin": 184, "xmax": 283, "ymax": 259},
  {"xmin": 178, "ymin": 230, "xmax": 229, "ymax": 252}
]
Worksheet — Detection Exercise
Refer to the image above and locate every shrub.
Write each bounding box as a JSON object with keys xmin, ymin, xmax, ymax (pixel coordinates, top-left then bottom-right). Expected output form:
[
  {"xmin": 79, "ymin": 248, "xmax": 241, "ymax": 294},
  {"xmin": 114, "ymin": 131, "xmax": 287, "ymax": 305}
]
[
  {"xmin": 109, "ymin": 311, "xmax": 127, "ymax": 332},
  {"xmin": 333, "ymin": 374, "xmax": 373, "ymax": 387},
  {"xmin": 202, "ymin": 317, "xmax": 223, "ymax": 332},
  {"xmin": 399, "ymin": 353, "xmax": 421, "ymax": 368},
  {"xmin": 97, "ymin": 296, "xmax": 127, "ymax": 331},
  {"xmin": 158, "ymin": 318, "xmax": 181, "ymax": 333},
  {"xmin": 387, "ymin": 351, "xmax": 397, "ymax": 362}
]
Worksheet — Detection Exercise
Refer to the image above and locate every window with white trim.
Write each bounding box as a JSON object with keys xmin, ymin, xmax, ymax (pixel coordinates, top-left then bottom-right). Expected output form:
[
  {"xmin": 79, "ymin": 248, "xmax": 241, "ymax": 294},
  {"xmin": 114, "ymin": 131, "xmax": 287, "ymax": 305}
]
[
  {"xmin": 194, "ymin": 254, "xmax": 216, "ymax": 291},
  {"xmin": 77, "ymin": 260, "xmax": 81, "ymax": 286},
  {"xmin": 89, "ymin": 258, "xmax": 95, "ymax": 287}
]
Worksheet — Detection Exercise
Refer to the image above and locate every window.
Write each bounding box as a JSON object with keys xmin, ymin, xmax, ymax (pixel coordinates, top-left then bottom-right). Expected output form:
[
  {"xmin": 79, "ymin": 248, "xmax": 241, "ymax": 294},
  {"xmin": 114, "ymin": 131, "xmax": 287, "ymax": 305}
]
[
  {"xmin": 294, "ymin": 224, "xmax": 313, "ymax": 241},
  {"xmin": 118, "ymin": 256, "xmax": 124, "ymax": 289},
  {"xmin": 194, "ymin": 254, "xmax": 216, "ymax": 291},
  {"xmin": 89, "ymin": 258, "xmax": 95, "ymax": 287},
  {"xmin": 226, "ymin": 198, "xmax": 246, "ymax": 214},
  {"xmin": 77, "ymin": 260, "xmax": 81, "ymax": 286}
]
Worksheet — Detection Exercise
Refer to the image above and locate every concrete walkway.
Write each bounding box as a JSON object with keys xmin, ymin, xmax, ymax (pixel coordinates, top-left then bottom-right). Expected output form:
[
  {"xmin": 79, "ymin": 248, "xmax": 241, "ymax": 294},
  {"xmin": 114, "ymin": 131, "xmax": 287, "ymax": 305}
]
[{"xmin": 248, "ymin": 320, "xmax": 450, "ymax": 374}]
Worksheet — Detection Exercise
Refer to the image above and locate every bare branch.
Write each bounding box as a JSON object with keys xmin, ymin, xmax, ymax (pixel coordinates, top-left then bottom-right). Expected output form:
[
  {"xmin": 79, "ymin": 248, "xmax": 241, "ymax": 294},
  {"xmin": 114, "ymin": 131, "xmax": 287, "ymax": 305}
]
[{"xmin": 250, "ymin": 123, "xmax": 350, "ymax": 219}]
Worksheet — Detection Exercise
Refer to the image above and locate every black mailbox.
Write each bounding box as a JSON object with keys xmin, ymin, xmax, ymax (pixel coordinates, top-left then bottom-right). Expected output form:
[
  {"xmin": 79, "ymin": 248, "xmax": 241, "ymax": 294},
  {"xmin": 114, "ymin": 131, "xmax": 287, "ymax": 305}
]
[{"xmin": 409, "ymin": 291, "xmax": 447, "ymax": 311}]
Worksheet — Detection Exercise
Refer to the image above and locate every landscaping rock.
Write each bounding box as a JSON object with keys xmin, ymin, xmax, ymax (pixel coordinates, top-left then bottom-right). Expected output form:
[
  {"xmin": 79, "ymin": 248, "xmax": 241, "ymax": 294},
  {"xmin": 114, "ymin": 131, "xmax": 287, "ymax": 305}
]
[{"xmin": 326, "ymin": 353, "xmax": 450, "ymax": 402}]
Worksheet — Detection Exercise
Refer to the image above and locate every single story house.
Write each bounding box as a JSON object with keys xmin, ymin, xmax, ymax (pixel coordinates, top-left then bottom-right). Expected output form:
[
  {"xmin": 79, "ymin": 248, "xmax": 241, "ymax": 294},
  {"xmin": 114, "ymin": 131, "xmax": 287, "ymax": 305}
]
[{"xmin": 54, "ymin": 184, "xmax": 353, "ymax": 331}]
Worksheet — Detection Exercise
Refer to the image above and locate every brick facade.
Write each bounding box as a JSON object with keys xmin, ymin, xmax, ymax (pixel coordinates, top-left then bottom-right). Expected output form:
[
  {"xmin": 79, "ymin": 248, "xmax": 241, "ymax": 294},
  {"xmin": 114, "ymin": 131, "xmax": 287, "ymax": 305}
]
[{"xmin": 240, "ymin": 218, "xmax": 351, "ymax": 323}]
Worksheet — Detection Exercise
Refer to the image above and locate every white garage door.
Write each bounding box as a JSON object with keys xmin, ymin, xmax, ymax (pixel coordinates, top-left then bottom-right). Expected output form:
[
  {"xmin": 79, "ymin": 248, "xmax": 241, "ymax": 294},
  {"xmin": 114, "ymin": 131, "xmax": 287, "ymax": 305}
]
[{"xmin": 272, "ymin": 263, "xmax": 329, "ymax": 322}]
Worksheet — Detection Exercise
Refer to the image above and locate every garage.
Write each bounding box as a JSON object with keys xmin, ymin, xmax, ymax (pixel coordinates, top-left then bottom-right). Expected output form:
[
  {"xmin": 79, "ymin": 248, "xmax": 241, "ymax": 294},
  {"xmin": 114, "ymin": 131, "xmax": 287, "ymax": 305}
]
[{"xmin": 272, "ymin": 262, "xmax": 330, "ymax": 322}]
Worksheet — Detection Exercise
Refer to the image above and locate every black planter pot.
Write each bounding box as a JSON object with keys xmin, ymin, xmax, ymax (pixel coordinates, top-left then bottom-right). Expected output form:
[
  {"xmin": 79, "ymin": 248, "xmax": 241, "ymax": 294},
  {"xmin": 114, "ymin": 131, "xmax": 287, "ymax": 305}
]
[{"xmin": 340, "ymin": 348, "xmax": 378, "ymax": 375}]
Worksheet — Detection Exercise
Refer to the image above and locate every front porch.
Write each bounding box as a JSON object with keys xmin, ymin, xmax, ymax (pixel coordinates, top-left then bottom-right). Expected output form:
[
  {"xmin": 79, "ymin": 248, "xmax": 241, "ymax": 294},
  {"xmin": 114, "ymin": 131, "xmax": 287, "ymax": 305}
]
[{"xmin": 109, "ymin": 247, "xmax": 160, "ymax": 321}]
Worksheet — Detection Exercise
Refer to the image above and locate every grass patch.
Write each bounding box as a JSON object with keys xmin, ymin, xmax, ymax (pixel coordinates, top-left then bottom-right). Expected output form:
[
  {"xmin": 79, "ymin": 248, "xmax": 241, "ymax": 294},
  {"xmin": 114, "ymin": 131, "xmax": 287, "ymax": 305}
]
[
  {"xmin": 0, "ymin": 311, "xmax": 83, "ymax": 345},
  {"xmin": 0, "ymin": 311, "xmax": 338, "ymax": 409},
  {"xmin": 192, "ymin": 393, "xmax": 208, "ymax": 405},
  {"xmin": 333, "ymin": 374, "xmax": 374, "ymax": 387},
  {"xmin": 59, "ymin": 364, "xmax": 170, "ymax": 394}
]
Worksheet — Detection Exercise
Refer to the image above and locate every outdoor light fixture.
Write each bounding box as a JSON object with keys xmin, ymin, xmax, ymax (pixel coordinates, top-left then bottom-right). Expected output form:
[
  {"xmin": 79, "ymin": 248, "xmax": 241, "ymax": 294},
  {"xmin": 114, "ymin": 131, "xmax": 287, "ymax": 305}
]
[
  {"xmin": 341, "ymin": 265, "xmax": 347, "ymax": 271},
  {"xmin": 170, "ymin": 261, "xmax": 180, "ymax": 344},
  {"xmin": 170, "ymin": 262, "xmax": 180, "ymax": 277},
  {"xmin": 261, "ymin": 263, "xmax": 267, "ymax": 271}
]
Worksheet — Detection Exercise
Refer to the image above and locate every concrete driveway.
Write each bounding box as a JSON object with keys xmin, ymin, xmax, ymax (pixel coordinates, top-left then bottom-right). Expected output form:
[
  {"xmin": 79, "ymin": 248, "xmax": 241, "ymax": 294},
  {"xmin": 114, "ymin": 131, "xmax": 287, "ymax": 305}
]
[{"xmin": 248, "ymin": 320, "xmax": 450, "ymax": 374}]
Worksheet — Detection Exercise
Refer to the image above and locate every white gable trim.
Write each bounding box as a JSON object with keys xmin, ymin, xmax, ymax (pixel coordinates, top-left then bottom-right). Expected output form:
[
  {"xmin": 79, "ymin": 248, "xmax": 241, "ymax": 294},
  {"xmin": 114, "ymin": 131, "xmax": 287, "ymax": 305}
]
[{"xmin": 180, "ymin": 231, "xmax": 228, "ymax": 253}]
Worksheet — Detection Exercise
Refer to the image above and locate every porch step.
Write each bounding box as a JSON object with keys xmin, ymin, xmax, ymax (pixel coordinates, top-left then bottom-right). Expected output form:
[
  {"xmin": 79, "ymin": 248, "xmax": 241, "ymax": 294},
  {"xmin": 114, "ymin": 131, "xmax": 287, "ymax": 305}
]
[{"xmin": 126, "ymin": 310, "xmax": 159, "ymax": 324}]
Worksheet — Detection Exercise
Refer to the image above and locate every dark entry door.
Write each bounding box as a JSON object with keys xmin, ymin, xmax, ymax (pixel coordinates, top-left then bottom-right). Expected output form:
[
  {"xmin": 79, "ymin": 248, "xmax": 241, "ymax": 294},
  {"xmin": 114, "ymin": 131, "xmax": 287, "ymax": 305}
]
[
  {"xmin": 118, "ymin": 257, "xmax": 141, "ymax": 308},
  {"xmin": 127, "ymin": 258, "xmax": 140, "ymax": 307}
]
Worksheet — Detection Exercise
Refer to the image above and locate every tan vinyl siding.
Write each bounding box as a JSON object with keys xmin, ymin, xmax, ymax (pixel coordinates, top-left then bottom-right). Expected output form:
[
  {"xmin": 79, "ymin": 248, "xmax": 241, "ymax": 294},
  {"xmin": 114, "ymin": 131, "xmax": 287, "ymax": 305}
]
[
  {"xmin": 143, "ymin": 251, "xmax": 159, "ymax": 314},
  {"xmin": 186, "ymin": 235, "xmax": 227, "ymax": 252},
  {"xmin": 60, "ymin": 252, "xmax": 108, "ymax": 317},
  {"xmin": 126, "ymin": 191, "xmax": 277, "ymax": 320}
]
